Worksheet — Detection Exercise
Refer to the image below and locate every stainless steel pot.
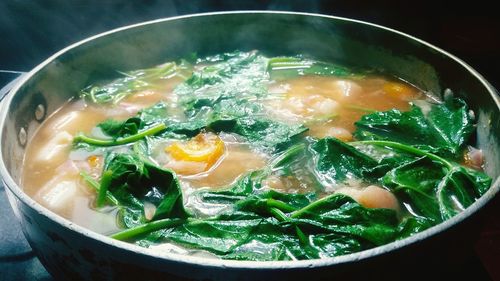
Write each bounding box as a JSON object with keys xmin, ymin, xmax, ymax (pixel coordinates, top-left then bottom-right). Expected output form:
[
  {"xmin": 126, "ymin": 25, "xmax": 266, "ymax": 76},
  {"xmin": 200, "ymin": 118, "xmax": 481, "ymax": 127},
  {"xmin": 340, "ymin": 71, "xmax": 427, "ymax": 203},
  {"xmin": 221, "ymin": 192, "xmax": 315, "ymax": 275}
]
[{"xmin": 1, "ymin": 11, "xmax": 499, "ymax": 281}]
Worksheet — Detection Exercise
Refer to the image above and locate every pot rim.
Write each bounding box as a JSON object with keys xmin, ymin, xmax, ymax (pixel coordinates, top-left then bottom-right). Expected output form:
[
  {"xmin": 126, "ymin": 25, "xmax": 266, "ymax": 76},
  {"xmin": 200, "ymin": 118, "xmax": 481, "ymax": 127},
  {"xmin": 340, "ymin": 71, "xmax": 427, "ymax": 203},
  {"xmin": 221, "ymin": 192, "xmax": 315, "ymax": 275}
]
[{"xmin": 1, "ymin": 10, "xmax": 499, "ymax": 270}]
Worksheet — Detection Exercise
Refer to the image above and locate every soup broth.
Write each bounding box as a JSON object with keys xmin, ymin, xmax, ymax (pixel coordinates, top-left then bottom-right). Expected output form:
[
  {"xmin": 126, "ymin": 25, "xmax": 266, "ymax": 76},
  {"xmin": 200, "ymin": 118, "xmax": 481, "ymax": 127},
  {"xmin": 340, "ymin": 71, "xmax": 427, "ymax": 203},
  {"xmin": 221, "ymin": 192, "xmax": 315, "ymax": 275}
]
[{"xmin": 22, "ymin": 51, "xmax": 491, "ymax": 260}]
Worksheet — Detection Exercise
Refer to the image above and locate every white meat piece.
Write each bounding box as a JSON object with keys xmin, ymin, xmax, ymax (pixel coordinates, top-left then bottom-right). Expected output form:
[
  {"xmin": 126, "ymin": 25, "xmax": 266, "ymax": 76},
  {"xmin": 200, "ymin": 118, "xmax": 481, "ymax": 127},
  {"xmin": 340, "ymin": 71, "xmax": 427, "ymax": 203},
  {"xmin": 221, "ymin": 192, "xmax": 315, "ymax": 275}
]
[
  {"xmin": 36, "ymin": 131, "xmax": 73, "ymax": 164},
  {"xmin": 38, "ymin": 180, "xmax": 78, "ymax": 212},
  {"xmin": 327, "ymin": 80, "xmax": 362, "ymax": 100},
  {"xmin": 310, "ymin": 97, "xmax": 340, "ymax": 116},
  {"xmin": 326, "ymin": 127, "xmax": 353, "ymax": 141},
  {"xmin": 336, "ymin": 185, "xmax": 400, "ymax": 212}
]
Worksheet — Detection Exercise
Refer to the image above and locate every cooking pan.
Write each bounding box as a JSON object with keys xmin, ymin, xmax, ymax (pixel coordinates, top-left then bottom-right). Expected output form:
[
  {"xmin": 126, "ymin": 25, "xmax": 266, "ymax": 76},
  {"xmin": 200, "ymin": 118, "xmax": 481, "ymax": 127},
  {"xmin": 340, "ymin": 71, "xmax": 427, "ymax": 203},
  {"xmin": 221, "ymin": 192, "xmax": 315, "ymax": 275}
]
[{"xmin": 0, "ymin": 11, "xmax": 499, "ymax": 281}]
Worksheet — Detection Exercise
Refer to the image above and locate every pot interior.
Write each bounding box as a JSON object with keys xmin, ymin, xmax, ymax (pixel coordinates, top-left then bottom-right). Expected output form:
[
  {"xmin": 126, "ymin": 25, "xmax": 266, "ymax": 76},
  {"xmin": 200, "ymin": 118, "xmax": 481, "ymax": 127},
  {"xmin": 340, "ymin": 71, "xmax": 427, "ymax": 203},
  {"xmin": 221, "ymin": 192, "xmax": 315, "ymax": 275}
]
[{"xmin": 1, "ymin": 10, "xmax": 499, "ymax": 262}]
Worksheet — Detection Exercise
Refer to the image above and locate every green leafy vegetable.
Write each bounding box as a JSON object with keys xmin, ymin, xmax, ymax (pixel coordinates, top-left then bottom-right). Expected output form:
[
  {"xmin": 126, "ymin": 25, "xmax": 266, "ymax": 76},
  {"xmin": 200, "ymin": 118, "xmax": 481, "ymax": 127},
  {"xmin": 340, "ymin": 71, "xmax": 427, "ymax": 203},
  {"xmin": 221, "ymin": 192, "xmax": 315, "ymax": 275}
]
[
  {"xmin": 80, "ymin": 171, "xmax": 119, "ymax": 206},
  {"xmin": 73, "ymin": 123, "xmax": 166, "ymax": 147},
  {"xmin": 176, "ymin": 51, "xmax": 268, "ymax": 113},
  {"xmin": 166, "ymin": 218, "xmax": 266, "ymax": 254},
  {"xmin": 111, "ymin": 218, "xmax": 185, "ymax": 241},
  {"xmin": 98, "ymin": 152, "xmax": 188, "ymax": 226},
  {"xmin": 355, "ymin": 96, "xmax": 474, "ymax": 157},
  {"xmin": 291, "ymin": 194, "xmax": 399, "ymax": 246},
  {"xmin": 87, "ymin": 52, "xmax": 309, "ymax": 151},
  {"xmin": 355, "ymin": 140, "xmax": 491, "ymax": 221},
  {"xmin": 267, "ymin": 56, "xmax": 357, "ymax": 80},
  {"xmin": 72, "ymin": 51, "xmax": 492, "ymax": 261},
  {"xmin": 112, "ymin": 192, "xmax": 410, "ymax": 260},
  {"xmin": 98, "ymin": 117, "xmax": 144, "ymax": 138},
  {"xmin": 311, "ymin": 137, "xmax": 379, "ymax": 183},
  {"xmin": 229, "ymin": 118, "xmax": 308, "ymax": 152},
  {"xmin": 80, "ymin": 62, "xmax": 183, "ymax": 105},
  {"xmin": 396, "ymin": 217, "xmax": 434, "ymax": 239}
]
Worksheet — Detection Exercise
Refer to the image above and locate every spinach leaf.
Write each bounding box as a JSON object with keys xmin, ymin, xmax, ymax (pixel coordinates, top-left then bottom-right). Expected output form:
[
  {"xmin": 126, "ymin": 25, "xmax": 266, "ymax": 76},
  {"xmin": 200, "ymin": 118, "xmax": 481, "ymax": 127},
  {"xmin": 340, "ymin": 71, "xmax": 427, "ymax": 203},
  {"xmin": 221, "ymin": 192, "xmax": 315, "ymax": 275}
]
[
  {"xmin": 396, "ymin": 217, "xmax": 434, "ymax": 239},
  {"xmin": 182, "ymin": 51, "xmax": 261, "ymax": 90},
  {"xmin": 291, "ymin": 194, "xmax": 399, "ymax": 246},
  {"xmin": 267, "ymin": 56, "xmax": 357, "ymax": 80},
  {"xmin": 397, "ymin": 162, "xmax": 482, "ymax": 221},
  {"xmin": 355, "ymin": 97, "xmax": 474, "ymax": 157},
  {"xmin": 230, "ymin": 117, "xmax": 308, "ymax": 152},
  {"xmin": 308, "ymin": 234, "xmax": 364, "ymax": 258},
  {"xmin": 80, "ymin": 62, "xmax": 182, "ymax": 105},
  {"xmin": 356, "ymin": 140, "xmax": 492, "ymax": 221},
  {"xmin": 137, "ymin": 102, "xmax": 170, "ymax": 125},
  {"xmin": 74, "ymin": 103, "xmax": 171, "ymax": 147},
  {"xmin": 351, "ymin": 143, "xmax": 418, "ymax": 178},
  {"xmin": 98, "ymin": 117, "xmax": 144, "ymax": 139},
  {"xmin": 461, "ymin": 166, "xmax": 492, "ymax": 196},
  {"xmin": 208, "ymin": 99, "xmax": 263, "ymax": 123},
  {"xmin": 235, "ymin": 189, "xmax": 315, "ymax": 215},
  {"xmin": 165, "ymin": 218, "xmax": 267, "ymax": 254},
  {"xmin": 222, "ymin": 234, "xmax": 296, "ymax": 261},
  {"xmin": 81, "ymin": 52, "xmax": 308, "ymax": 151},
  {"xmin": 176, "ymin": 51, "xmax": 268, "ymax": 112},
  {"xmin": 382, "ymin": 157, "xmax": 446, "ymax": 221},
  {"xmin": 99, "ymin": 152, "xmax": 188, "ymax": 227},
  {"xmin": 121, "ymin": 194, "xmax": 401, "ymax": 260},
  {"xmin": 165, "ymin": 217, "xmax": 314, "ymax": 261},
  {"xmin": 110, "ymin": 189, "xmax": 443, "ymax": 260},
  {"xmin": 95, "ymin": 101, "xmax": 182, "ymax": 141},
  {"xmin": 426, "ymin": 97, "xmax": 475, "ymax": 154},
  {"xmin": 311, "ymin": 137, "xmax": 379, "ymax": 184},
  {"xmin": 222, "ymin": 220, "xmax": 320, "ymax": 261}
]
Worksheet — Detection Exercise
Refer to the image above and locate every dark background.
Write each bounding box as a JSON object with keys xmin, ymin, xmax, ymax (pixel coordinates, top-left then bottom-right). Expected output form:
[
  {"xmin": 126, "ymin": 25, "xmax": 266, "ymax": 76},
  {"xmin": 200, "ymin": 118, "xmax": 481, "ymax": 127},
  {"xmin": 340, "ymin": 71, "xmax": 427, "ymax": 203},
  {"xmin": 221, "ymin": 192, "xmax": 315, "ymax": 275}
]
[
  {"xmin": 0, "ymin": 1, "xmax": 499, "ymax": 280},
  {"xmin": 1, "ymin": 0, "xmax": 499, "ymax": 89}
]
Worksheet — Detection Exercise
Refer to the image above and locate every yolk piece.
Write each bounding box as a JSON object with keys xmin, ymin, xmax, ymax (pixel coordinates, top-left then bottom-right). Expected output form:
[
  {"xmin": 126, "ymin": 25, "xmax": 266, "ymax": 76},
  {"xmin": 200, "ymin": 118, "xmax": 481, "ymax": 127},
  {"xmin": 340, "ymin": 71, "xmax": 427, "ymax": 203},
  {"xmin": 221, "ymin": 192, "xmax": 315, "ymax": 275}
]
[{"xmin": 166, "ymin": 133, "xmax": 225, "ymax": 170}]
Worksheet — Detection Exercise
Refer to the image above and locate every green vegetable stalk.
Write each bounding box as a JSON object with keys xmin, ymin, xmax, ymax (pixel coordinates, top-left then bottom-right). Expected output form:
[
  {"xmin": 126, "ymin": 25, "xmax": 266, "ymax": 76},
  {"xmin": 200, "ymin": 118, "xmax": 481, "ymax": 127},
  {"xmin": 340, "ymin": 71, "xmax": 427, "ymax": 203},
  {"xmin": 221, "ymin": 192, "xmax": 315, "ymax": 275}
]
[{"xmin": 73, "ymin": 123, "xmax": 166, "ymax": 147}]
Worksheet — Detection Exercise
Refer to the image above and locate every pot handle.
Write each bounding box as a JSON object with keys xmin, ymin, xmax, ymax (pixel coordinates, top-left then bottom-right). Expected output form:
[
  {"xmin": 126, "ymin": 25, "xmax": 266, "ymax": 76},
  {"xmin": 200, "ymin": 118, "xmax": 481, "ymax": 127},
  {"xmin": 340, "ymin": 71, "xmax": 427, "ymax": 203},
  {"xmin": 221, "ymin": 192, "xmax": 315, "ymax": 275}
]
[{"xmin": 0, "ymin": 71, "xmax": 26, "ymax": 104}]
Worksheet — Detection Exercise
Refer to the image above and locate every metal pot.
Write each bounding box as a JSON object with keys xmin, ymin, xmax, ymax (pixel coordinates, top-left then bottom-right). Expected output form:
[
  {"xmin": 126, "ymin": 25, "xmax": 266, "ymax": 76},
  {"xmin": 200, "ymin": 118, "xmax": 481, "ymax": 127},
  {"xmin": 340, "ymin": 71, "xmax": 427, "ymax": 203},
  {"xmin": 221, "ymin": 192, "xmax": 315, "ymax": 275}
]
[{"xmin": 0, "ymin": 11, "xmax": 499, "ymax": 281}]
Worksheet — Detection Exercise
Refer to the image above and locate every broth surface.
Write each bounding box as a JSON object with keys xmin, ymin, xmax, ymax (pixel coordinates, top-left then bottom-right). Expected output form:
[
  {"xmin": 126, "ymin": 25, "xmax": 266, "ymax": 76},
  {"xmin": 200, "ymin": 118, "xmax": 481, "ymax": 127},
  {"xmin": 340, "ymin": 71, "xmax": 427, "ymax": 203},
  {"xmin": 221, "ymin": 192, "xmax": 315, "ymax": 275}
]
[{"xmin": 23, "ymin": 73, "xmax": 419, "ymax": 232}]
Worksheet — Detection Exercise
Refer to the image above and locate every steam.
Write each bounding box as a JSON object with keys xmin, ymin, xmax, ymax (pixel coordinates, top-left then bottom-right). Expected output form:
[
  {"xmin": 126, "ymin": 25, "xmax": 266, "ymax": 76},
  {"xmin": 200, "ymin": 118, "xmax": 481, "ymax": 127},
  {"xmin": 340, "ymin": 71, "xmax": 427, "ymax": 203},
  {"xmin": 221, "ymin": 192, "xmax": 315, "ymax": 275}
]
[{"xmin": 0, "ymin": 1, "xmax": 326, "ymax": 72}]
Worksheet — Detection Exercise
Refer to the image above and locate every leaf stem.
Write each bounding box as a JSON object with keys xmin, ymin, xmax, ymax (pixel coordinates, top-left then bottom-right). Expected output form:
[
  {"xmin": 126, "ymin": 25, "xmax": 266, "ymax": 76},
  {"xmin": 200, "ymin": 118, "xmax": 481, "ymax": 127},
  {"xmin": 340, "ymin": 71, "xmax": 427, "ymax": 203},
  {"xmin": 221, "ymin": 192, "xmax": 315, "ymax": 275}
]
[
  {"xmin": 97, "ymin": 170, "xmax": 113, "ymax": 207},
  {"xmin": 291, "ymin": 193, "xmax": 338, "ymax": 219},
  {"xmin": 269, "ymin": 207, "xmax": 289, "ymax": 222},
  {"xmin": 295, "ymin": 225, "xmax": 309, "ymax": 246},
  {"xmin": 80, "ymin": 171, "xmax": 119, "ymax": 206},
  {"xmin": 350, "ymin": 140, "xmax": 454, "ymax": 169},
  {"xmin": 269, "ymin": 207, "xmax": 309, "ymax": 246},
  {"xmin": 111, "ymin": 218, "xmax": 185, "ymax": 241},
  {"xmin": 266, "ymin": 199, "xmax": 297, "ymax": 213},
  {"xmin": 74, "ymin": 123, "xmax": 166, "ymax": 147},
  {"xmin": 270, "ymin": 143, "xmax": 306, "ymax": 169}
]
